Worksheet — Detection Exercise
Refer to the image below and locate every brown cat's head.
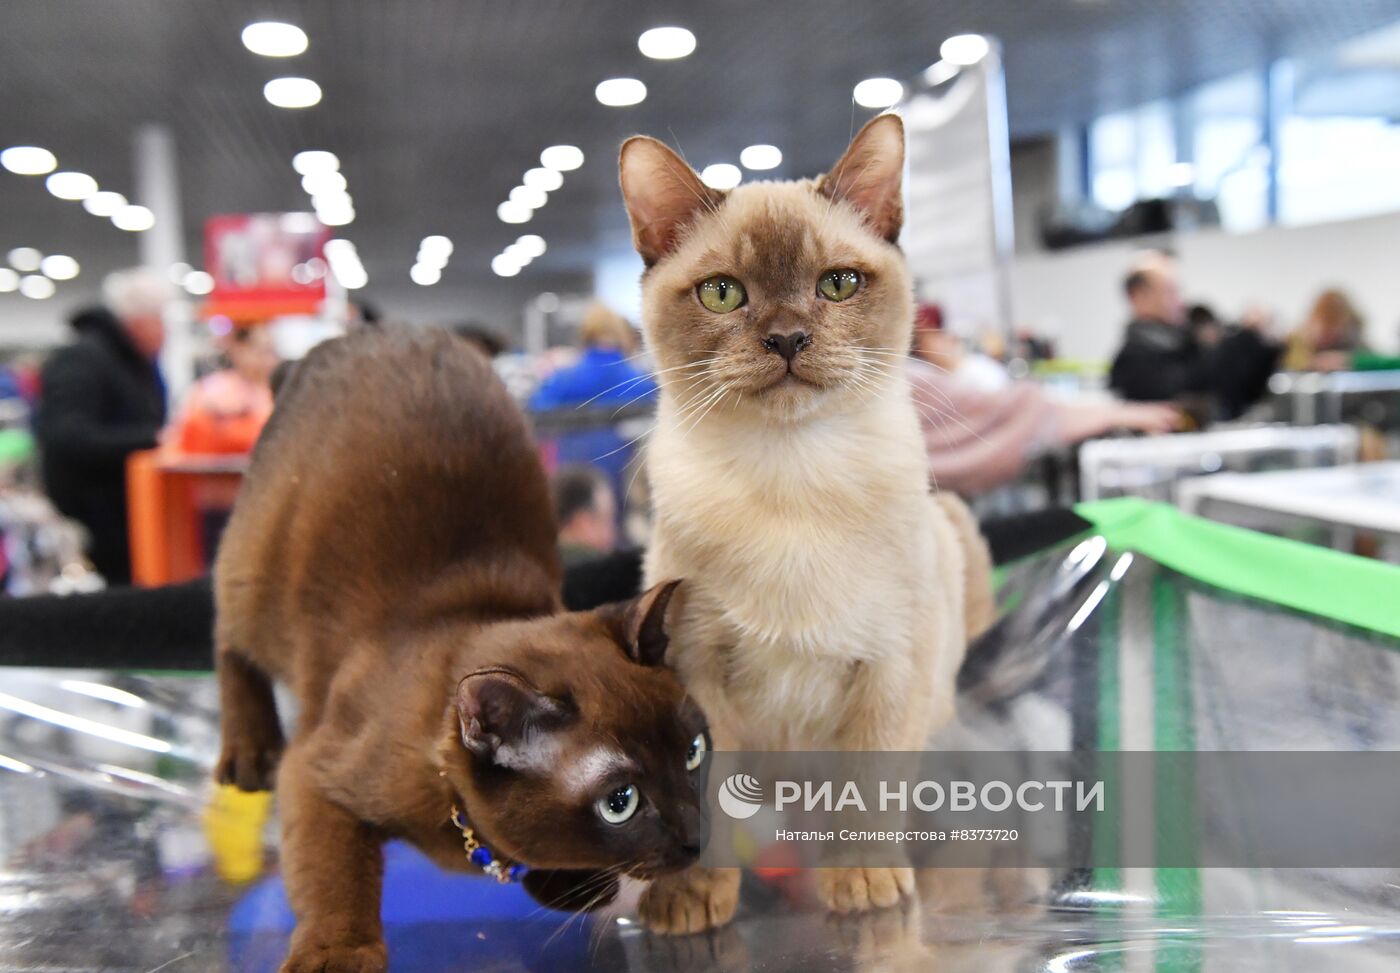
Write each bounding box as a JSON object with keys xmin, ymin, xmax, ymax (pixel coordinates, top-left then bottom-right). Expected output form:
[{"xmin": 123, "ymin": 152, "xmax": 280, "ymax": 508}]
[
  {"xmin": 440, "ymin": 580, "xmax": 709, "ymax": 878},
  {"xmin": 620, "ymin": 114, "xmax": 911, "ymax": 424}
]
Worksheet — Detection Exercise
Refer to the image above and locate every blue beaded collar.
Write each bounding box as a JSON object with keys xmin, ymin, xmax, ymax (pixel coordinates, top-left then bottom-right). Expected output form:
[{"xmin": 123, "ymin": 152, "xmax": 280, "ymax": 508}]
[{"xmin": 450, "ymin": 806, "xmax": 528, "ymax": 884}]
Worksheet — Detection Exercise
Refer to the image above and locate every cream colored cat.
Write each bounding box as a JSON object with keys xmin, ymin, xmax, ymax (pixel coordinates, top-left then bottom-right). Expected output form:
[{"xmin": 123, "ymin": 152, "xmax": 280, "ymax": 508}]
[{"xmin": 619, "ymin": 114, "xmax": 994, "ymax": 933}]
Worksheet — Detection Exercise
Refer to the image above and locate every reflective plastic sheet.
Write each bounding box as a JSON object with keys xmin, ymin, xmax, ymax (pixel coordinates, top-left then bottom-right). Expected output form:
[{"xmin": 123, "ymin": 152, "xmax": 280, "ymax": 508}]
[{"xmin": 3, "ymin": 534, "xmax": 1399, "ymax": 971}]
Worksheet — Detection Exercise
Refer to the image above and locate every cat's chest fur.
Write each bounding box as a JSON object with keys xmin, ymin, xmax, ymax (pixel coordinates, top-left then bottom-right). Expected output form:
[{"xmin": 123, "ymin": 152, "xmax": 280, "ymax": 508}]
[{"xmin": 645, "ymin": 391, "xmax": 954, "ymax": 746}]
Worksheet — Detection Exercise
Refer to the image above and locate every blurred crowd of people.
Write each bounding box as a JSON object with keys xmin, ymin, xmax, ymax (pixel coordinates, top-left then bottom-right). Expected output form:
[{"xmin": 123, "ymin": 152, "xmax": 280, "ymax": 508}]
[{"xmin": 0, "ymin": 254, "xmax": 1383, "ymax": 590}]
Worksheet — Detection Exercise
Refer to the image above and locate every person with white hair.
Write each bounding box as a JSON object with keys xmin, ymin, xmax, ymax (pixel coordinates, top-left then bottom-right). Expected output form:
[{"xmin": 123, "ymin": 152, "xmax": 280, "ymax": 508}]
[{"xmin": 34, "ymin": 267, "xmax": 173, "ymax": 584}]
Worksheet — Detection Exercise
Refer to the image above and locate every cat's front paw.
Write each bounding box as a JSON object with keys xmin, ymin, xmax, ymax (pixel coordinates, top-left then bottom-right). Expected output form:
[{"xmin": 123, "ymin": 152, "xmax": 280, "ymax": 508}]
[
  {"xmin": 216, "ymin": 733, "xmax": 283, "ymax": 792},
  {"xmin": 279, "ymin": 941, "xmax": 387, "ymax": 973},
  {"xmin": 818, "ymin": 866, "xmax": 915, "ymax": 914},
  {"xmin": 638, "ymin": 866, "xmax": 740, "ymax": 935}
]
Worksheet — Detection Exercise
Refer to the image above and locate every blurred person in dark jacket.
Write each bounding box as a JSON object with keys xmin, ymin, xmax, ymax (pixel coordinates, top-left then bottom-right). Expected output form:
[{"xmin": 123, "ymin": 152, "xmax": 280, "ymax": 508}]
[
  {"xmin": 34, "ymin": 268, "xmax": 171, "ymax": 584},
  {"xmin": 1108, "ymin": 252, "xmax": 1278, "ymax": 421}
]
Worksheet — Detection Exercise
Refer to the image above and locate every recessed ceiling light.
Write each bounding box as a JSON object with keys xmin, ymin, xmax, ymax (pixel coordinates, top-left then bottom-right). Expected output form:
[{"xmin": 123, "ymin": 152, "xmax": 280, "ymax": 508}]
[
  {"xmin": 595, "ymin": 78, "xmax": 647, "ymax": 107},
  {"xmin": 1, "ymin": 146, "xmax": 57, "ymax": 175},
  {"xmin": 313, "ymin": 190, "xmax": 353, "ymax": 209},
  {"xmin": 410, "ymin": 263, "xmax": 442, "ymax": 286},
  {"xmin": 40, "ymin": 254, "xmax": 79, "ymax": 280},
  {"xmin": 46, "ymin": 171, "xmax": 99, "ymax": 200},
  {"xmin": 700, "ymin": 163, "xmax": 742, "ymax": 190},
  {"xmin": 418, "ymin": 235, "xmax": 453, "ymax": 263},
  {"xmin": 540, "ymin": 145, "xmax": 584, "ymax": 172},
  {"xmin": 0, "ymin": 268, "xmax": 17, "ymax": 292},
  {"xmin": 516, "ymin": 234, "xmax": 546, "ymax": 258},
  {"xmin": 939, "ymin": 34, "xmax": 990, "ymax": 66},
  {"xmin": 491, "ymin": 254, "xmax": 522, "ymax": 277},
  {"xmin": 335, "ymin": 266, "xmax": 367, "ymax": 290},
  {"xmin": 184, "ymin": 270, "xmax": 215, "ymax": 295},
  {"xmin": 82, "ymin": 190, "xmax": 127, "ymax": 216},
  {"xmin": 853, "ymin": 77, "xmax": 904, "ymax": 109},
  {"xmin": 638, "ymin": 26, "xmax": 696, "ymax": 60},
  {"xmin": 8, "ymin": 248, "xmax": 42, "ymax": 272},
  {"xmin": 497, "ymin": 200, "xmax": 532, "ymax": 224},
  {"xmin": 242, "ymin": 22, "xmax": 308, "ymax": 57},
  {"xmin": 19, "ymin": 274, "xmax": 55, "ymax": 299},
  {"xmin": 292, "ymin": 150, "xmax": 339, "ymax": 174},
  {"xmin": 313, "ymin": 195, "xmax": 355, "ymax": 226},
  {"xmin": 264, "ymin": 77, "xmax": 322, "ymax": 109},
  {"xmin": 112, "ymin": 204, "xmax": 155, "ymax": 231},
  {"xmin": 504, "ymin": 242, "xmax": 531, "ymax": 265},
  {"xmin": 302, "ymin": 171, "xmax": 347, "ymax": 195},
  {"xmin": 523, "ymin": 167, "xmax": 564, "ymax": 192},
  {"xmin": 739, "ymin": 145, "xmax": 782, "ymax": 170},
  {"xmin": 317, "ymin": 208, "xmax": 355, "ymax": 227},
  {"xmin": 509, "ymin": 185, "xmax": 548, "ymax": 209}
]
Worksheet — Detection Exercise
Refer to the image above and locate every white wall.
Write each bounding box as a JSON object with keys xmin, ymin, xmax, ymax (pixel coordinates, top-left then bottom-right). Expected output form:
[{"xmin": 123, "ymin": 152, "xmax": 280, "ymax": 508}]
[{"xmin": 1011, "ymin": 210, "xmax": 1400, "ymax": 362}]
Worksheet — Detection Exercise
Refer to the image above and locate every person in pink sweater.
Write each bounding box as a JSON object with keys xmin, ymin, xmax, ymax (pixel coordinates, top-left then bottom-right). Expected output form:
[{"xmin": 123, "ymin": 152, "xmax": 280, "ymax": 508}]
[{"xmin": 908, "ymin": 306, "xmax": 1179, "ymax": 495}]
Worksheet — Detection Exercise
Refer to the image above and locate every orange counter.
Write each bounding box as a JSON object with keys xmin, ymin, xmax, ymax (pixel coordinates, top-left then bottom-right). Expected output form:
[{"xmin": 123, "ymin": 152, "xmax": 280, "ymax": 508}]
[{"xmin": 126, "ymin": 449, "xmax": 248, "ymax": 587}]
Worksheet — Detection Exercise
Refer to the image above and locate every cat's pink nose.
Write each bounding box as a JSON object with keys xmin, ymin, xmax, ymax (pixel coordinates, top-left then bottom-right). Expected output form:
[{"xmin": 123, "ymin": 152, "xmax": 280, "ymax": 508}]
[{"xmin": 762, "ymin": 330, "xmax": 810, "ymax": 363}]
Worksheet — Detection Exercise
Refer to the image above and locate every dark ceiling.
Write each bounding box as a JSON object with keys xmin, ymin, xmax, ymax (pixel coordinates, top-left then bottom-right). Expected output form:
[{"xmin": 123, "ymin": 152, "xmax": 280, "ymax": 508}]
[{"xmin": 3, "ymin": 0, "xmax": 1400, "ymax": 331}]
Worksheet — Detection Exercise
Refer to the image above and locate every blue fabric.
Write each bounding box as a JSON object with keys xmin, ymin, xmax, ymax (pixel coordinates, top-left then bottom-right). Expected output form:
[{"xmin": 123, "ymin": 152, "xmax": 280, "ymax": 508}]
[
  {"xmin": 529, "ymin": 348, "xmax": 657, "ymax": 510},
  {"xmin": 227, "ymin": 840, "xmax": 598, "ymax": 971},
  {"xmin": 0, "ymin": 368, "xmax": 21, "ymax": 402},
  {"xmin": 528, "ymin": 348, "xmax": 656, "ymax": 411}
]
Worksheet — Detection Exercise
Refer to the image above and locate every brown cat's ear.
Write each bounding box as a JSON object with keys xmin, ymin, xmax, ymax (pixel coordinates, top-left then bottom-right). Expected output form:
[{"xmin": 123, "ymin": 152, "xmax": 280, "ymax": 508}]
[
  {"xmin": 598, "ymin": 579, "xmax": 683, "ymax": 668},
  {"xmin": 619, "ymin": 138, "xmax": 722, "ymax": 266},
  {"xmin": 817, "ymin": 113, "xmax": 905, "ymax": 242},
  {"xmin": 456, "ymin": 669, "xmax": 569, "ymax": 768}
]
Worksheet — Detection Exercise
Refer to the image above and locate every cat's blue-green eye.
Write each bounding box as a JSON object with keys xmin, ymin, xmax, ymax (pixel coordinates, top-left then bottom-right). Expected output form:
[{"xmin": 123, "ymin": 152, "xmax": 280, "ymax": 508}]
[
  {"xmin": 596, "ymin": 784, "xmax": 639, "ymax": 824},
  {"xmin": 697, "ymin": 275, "xmax": 746, "ymax": 313},
  {"xmin": 686, "ymin": 733, "xmax": 707, "ymax": 771},
  {"xmin": 817, "ymin": 269, "xmax": 861, "ymax": 302}
]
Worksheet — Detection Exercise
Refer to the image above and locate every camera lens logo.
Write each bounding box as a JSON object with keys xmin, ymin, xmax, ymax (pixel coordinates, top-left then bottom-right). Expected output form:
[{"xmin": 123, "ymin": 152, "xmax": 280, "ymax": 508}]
[{"xmin": 717, "ymin": 773, "xmax": 764, "ymax": 819}]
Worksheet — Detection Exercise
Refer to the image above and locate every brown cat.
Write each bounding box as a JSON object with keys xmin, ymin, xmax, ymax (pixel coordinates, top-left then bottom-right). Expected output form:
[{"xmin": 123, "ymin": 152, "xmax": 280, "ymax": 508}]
[{"xmin": 213, "ymin": 328, "xmax": 710, "ymax": 973}]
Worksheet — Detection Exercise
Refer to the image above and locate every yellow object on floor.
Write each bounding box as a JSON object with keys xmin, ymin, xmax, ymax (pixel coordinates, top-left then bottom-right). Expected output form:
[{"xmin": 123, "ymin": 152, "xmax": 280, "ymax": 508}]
[{"xmin": 203, "ymin": 784, "xmax": 272, "ymax": 884}]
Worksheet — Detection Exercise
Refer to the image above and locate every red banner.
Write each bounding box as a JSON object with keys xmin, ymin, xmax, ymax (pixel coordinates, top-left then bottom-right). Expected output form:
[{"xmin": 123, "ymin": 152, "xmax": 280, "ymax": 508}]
[{"xmin": 201, "ymin": 213, "xmax": 331, "ymax": 321}]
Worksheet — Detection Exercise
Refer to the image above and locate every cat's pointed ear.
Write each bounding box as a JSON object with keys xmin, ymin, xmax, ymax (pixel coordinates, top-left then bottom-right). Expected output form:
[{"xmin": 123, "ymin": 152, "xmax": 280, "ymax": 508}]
[
  {"xmin": 456, "ymin": 669, "xmax": 569, "ymax": 768},
  {"xmin": 619, "ymin": 138, "xmax": 722, "ymax": 266},
  {"xmin": 817, "ymin": 113, "xmax": 905, "ymax": 242},
  {"xmin": 599, "ymin": 579, "xmax": 683, "ymax": 668}
]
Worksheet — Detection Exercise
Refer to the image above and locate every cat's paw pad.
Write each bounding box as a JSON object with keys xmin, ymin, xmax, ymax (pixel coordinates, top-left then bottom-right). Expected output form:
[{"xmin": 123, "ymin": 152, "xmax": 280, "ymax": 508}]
[
  {"xmin": 818, "ymin": 866, "xmax": 915, "ymax": 914},
  {"xmin": 215, "ymin": 735, "xmax": 283, "ymax": 792},
  {"xmin": 638, "ymin": 867, "xmax": 740, "ymax": 935},
  {"xmin": 279, "ymin": 942, "xmax": 386, "ymax": 973}
]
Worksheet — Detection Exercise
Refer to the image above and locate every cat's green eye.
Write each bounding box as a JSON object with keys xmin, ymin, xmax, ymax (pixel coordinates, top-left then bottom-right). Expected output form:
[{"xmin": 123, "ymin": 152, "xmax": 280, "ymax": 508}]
[
  {"xmin": 817, "ymin": 269, "xmax": 861, "ymax": 302},
  {"xmin": 697, "ymin": 276, "xmax": 746, "ymax": 314},
  {"xmin": 686, "ymin": 733, "xmax": 708, "ymax": 771},
  {"xmin": 596, "ymin": 784, "xmax": 640, "ymax": 824}
]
